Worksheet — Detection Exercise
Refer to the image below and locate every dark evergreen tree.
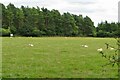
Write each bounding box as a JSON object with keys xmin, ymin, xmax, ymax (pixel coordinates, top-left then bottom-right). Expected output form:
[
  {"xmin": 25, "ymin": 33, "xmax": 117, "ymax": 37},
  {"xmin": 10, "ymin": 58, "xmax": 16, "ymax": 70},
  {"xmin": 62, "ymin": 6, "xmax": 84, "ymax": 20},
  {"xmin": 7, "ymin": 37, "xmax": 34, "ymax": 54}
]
[{"xmin": 1, "ymin": 3, "xmax": 118, "ymax": 37}]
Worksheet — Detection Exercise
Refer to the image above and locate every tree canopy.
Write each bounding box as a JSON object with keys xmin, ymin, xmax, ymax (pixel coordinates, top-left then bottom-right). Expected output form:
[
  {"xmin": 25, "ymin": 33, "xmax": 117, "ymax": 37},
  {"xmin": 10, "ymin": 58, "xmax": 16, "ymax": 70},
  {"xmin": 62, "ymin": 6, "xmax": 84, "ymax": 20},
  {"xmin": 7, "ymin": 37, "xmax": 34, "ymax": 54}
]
[{"xmin": 0, "ymin": 3, "xmax": 119, "ymax": 37}]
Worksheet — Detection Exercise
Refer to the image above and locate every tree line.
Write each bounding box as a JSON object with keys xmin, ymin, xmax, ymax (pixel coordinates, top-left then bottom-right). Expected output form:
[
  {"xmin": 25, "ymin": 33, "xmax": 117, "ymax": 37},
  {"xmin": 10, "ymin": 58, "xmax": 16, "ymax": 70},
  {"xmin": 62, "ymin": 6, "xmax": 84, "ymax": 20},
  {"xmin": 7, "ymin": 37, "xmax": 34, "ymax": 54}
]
[{"xmin": 0, "ymin": 3, "xmax": 119, "ymax": 37}]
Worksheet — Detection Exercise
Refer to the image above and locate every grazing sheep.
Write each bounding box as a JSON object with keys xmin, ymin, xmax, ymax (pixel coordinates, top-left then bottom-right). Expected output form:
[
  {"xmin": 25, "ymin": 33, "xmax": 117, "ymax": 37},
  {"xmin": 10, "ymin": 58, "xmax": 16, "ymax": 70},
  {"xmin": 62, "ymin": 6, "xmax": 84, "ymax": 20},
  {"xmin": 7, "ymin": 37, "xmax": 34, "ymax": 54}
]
[
  {"xmin": 10, "ymin": 34, "xmax": 13, "ymax": 38},
  {"xmin": 110, "ymin": 47, "xmax": 114, "ymax": 50},
  {"xmin": 84, "ymin": 45, "xmax": 88, "ymax": 48},
  {"xmin": 10, "ymin": 34, "xmax": 13, "ymax": 37},
  {"xmin": 28, "ymin": 44, "xmax": 34, "ymax": 47},
  {"xmin": 81, "ymin": 45, "xmax": 88, "ymax": 48},
  {"xmin": 97, "ymin": 48, "xmax": 103, "ymax": 52}
]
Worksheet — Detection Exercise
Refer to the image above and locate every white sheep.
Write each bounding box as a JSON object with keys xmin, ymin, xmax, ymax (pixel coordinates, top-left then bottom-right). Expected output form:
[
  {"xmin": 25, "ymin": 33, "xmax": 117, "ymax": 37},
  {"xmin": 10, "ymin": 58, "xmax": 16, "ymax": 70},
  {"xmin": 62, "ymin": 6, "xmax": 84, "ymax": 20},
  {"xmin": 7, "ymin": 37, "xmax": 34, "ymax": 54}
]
[
  {"xmin": 81, "ymin": 45, "xmax": 88, "ymax": 48},
  {"xmin": 84, "ymin": 45, "xmax": 88, "ymax": 48},
  {"xmin": 28, "ymin": 44, "xmax": 34, "ymax": 47},
  {"xmin": 10, "ymin": 34, "xmax": 13, "ymax": 37},
  {"xmin": 97, "ymin": 48, "xmax": 103, "ymax": 52},
  {"xmin": 110, "ymin": 47, "xmax": 114, "ymax": 50}
]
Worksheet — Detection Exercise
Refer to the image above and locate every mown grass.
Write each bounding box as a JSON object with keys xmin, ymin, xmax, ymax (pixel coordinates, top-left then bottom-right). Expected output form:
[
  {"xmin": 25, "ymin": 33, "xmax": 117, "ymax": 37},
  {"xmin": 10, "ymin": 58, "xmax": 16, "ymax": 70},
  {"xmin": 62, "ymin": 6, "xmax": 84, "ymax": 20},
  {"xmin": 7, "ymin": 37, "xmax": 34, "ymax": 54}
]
[{"xmin": 2, "ymin": 37, "xmax": 118, "ymax": 78}]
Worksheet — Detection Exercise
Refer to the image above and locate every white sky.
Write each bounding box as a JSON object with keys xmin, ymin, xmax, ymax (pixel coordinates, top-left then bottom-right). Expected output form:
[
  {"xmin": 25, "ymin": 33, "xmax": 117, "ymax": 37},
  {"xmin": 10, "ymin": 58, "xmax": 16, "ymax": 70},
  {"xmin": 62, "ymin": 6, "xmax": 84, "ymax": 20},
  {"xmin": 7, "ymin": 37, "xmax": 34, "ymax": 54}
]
[{"xmin": 1, "ymin": 0, "xmax": 119, "ymax": 26}]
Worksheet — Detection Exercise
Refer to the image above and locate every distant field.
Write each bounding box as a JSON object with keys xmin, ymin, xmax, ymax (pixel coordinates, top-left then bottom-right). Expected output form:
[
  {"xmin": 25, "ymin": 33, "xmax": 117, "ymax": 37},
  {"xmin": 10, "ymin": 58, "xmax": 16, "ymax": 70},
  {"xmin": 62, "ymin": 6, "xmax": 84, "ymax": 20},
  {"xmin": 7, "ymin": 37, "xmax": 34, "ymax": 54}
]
[{"xmin": 2, "ymin": 37, "xmax": 118, "ymax": 78}]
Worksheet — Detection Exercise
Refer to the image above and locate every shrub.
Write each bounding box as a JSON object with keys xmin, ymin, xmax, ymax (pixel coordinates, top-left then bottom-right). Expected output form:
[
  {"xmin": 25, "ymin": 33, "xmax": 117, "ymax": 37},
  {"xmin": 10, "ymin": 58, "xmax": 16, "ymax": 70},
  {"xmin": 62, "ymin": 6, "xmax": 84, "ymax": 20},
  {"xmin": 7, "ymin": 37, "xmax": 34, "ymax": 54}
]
[{"xmin": 0, "ymin": 28, "xmax": 11, "ymax": 36}]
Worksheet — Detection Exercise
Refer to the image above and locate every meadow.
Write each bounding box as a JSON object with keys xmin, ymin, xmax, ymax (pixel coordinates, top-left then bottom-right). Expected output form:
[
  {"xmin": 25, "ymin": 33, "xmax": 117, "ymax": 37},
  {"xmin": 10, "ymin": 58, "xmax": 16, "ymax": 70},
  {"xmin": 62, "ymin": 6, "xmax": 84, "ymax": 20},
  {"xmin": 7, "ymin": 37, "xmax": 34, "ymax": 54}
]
[{"xmin": 2, "ymin": 37, "xmax": 118, "ymax": 78}]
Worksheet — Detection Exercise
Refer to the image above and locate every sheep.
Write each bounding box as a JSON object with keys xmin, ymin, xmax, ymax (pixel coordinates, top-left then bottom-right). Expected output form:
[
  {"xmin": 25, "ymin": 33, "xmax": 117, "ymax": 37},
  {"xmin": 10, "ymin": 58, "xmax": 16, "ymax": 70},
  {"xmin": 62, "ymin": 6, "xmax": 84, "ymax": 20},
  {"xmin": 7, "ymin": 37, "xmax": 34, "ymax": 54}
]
[
  {"xmin": 81, "ymin": 44, "xmax": 88, "ymax": 48},
  {"xmin": 28, "ymin": 44, "xmax": 34, "ymax": 47},
  {"xmin": 97, "ymin": 48, "xmax": 103, "ymax": 52},
  {"xmin": 84, "ymin": 45, "xmax": 88, "ymax": 48},
  {"xmin": 110, "ymin": 47, "xmax": 114, "ymax": 50}
]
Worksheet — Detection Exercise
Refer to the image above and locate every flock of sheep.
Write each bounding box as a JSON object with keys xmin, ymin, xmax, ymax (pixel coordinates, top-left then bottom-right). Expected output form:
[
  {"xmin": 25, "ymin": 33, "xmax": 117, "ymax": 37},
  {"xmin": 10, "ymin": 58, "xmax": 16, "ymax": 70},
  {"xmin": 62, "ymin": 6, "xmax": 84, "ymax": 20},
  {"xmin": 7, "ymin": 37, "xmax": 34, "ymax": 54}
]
[{"xmin": 9, "ymin": 33, "xmax": 115, "ymax": 52}]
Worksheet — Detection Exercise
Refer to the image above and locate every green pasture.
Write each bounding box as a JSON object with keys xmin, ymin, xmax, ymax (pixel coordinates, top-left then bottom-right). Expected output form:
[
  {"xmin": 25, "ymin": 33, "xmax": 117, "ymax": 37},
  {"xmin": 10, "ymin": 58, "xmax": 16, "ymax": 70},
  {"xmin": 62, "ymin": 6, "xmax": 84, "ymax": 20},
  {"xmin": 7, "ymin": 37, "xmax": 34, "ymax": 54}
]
[{"xmin": 2, "ymin": 37, "xmax": 118, "ymax": 78}]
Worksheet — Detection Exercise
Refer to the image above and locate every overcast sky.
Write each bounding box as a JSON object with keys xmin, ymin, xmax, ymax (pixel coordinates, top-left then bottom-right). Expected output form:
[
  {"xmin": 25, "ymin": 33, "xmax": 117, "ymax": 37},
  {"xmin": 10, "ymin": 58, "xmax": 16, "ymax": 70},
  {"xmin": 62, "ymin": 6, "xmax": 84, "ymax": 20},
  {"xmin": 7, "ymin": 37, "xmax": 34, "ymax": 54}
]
[{"xmin": 1, "ymin": 0, "xmax": 119, "ymax": 26}]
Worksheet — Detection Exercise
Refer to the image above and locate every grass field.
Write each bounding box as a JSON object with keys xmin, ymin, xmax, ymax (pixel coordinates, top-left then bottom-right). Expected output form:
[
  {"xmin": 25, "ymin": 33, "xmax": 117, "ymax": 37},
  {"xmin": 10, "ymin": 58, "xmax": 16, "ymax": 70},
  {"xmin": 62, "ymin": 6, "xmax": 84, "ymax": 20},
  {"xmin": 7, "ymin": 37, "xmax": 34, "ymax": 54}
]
[{"xmin": 2, "ymin": 37, "xmax": 118, "ymax": 78}]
